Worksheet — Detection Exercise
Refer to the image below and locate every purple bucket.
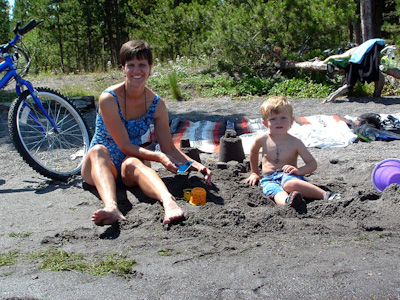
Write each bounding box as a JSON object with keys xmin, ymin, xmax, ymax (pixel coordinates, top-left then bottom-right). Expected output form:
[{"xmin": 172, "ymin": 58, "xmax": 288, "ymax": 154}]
[{"xmin": 371, "ymin": 158, "xmax": 400, "ymax": 192}]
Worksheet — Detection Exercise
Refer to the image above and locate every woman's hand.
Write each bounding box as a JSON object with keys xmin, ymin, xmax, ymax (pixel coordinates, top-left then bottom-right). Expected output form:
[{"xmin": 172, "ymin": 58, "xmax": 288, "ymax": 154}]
[
  {"xmin": 158, "ymin": 153, "xmax": 179, "ymax": 173},
  {"xmin": 282, "ymin": 165, "xmax": 299, "ymax": 175}
]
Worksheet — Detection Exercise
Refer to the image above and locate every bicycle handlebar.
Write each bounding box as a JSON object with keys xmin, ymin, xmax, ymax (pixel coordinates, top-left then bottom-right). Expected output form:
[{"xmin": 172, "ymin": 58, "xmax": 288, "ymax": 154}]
[
  {"xmin": 1, "ymin": 19, "xmax": 44, "ymax": 53},
  {"xmin": 15, "ymin": 19, "xmax": 44, "ymax": 36}
]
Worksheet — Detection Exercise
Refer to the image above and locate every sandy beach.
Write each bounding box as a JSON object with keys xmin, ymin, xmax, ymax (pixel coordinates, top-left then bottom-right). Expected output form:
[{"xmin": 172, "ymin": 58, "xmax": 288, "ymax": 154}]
[{"xmin": 1, "ymin": 95, "xmax": 400, "ymax": 299}]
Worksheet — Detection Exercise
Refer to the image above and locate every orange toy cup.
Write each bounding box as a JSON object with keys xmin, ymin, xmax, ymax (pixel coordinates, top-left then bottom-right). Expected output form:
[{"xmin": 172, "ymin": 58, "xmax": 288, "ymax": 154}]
[{"xmin": 189, "ymin": 187, "xmax": 206, "ymax": 205}]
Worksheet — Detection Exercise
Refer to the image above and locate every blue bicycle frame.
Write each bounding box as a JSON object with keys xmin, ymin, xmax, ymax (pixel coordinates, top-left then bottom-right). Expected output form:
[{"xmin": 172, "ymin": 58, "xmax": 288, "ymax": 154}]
[{"xmin": 0, "ymin": 34, "xmax": 59, "ymax": 133}]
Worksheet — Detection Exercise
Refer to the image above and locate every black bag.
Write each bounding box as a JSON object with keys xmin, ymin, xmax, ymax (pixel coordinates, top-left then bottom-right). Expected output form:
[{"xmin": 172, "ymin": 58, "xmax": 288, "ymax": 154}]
[{"xmin": 357, "ymin": 113, "xmax": 382, "ymax": 129}]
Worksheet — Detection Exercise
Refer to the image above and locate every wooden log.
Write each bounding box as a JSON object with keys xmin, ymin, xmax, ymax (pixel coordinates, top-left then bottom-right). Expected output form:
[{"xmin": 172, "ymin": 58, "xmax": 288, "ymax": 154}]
[
  {"xmin": 281, "ymin": 62, "xmax": 400, "ymax": 81},
  {"xmin": 280, "ymin": 60, "xmax": 328, "ymax": 72},
  {"xmin": 383, "ymin": 68, "xmax": 400, "ymax": 80}
]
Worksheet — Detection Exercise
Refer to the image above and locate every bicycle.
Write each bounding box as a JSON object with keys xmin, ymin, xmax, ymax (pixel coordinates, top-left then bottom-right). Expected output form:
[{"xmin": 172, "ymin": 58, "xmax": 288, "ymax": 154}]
[{"xmin": 1, "ymin": 19, "xmax": 91, "ymax": 181}]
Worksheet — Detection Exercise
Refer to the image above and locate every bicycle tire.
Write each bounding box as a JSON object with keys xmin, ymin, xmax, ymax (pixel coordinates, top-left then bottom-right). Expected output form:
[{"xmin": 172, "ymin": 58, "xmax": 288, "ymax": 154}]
[{"xmin": 8, "ymin": 87, "xmax": 91, "ymax": 181}]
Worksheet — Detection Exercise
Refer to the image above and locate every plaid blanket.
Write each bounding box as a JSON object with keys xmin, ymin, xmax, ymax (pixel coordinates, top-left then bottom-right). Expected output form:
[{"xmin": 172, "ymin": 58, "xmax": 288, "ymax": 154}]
[{"xmin": 168, "ymin": 115, "xmax": 357, "ymax": 154}]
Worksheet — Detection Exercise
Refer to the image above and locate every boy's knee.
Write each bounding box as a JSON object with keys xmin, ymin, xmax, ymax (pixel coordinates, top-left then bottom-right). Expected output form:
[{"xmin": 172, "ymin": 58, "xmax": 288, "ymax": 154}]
[{"xmin": 283, "ymin": 179, "xmax": 301, "ymax": 191}]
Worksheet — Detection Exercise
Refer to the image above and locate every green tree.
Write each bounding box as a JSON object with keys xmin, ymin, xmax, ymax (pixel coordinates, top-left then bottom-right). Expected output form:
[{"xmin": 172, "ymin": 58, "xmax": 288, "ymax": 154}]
[
  {"xmin": 12, "ymin": 0, "xmax": 109, "ymax": 73},
  {"xmin": 12, "ymin": 0, "xmax": 34, "ymax": 27},
  {"xmin": 0, "ymin": 0, "xmax": 10, "ymax": 42},
  {"xmin": 131, "ymin": 0, "xmax": 215, "ymax": 61},
  {"xmin": 382, "ymin": 0, "xmax": 400, "ymax": 46},
  {"xmin": 208, "ymin": 0, "xmax": 357, "ymax": 74},
  {"xmin": 8, "ymin": 0, "xmax": 397, "ymax": 76}
]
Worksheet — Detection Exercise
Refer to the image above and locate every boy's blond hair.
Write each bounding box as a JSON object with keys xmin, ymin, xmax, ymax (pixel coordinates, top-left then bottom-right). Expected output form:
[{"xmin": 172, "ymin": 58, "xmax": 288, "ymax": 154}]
[{"xmin": 260, "ymin": 96, "xmax": 293, "ymax": 119}]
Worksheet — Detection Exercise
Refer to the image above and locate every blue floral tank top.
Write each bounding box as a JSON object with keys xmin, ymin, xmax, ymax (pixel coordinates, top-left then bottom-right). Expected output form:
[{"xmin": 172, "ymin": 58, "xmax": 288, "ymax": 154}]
[{"xmin": 89, "ymin": 90, "xmax": 160, "ymax": 170}]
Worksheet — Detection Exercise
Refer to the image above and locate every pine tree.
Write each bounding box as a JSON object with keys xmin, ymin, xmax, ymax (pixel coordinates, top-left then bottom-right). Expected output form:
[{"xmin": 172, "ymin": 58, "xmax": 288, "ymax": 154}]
[{"xmin": 0, "ymin": 0, "xmax": 10, "ymax": 42}]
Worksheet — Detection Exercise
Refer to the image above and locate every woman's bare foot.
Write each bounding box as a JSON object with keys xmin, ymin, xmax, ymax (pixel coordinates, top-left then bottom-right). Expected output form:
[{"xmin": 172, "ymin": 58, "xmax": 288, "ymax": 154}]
[
  {"xmin": 91, "ymin": 206, "xmax": 126, "ymax": 226},
  {"xmin": 162, "ymin": 196, "xmax": 184, "ymax": 224}
]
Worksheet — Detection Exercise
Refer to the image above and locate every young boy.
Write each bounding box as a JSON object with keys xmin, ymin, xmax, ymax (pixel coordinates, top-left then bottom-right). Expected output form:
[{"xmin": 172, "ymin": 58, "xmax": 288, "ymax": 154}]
[{"xmin": 245, "ymin": 96, "xmax": 341, "ymax": 207}]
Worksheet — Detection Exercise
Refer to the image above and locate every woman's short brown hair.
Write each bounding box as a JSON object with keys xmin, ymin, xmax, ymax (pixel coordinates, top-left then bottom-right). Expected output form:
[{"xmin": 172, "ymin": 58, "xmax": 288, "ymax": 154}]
[{"xmin": 119, "ymin": 40, "xmax": 153, "ymax": 66}]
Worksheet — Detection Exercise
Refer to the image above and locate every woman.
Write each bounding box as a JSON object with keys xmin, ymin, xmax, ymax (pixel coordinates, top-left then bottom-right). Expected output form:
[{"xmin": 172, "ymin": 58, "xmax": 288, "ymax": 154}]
[{"xmin": 81, "ymin": 40, "xmax": 212, "ymax": 226}]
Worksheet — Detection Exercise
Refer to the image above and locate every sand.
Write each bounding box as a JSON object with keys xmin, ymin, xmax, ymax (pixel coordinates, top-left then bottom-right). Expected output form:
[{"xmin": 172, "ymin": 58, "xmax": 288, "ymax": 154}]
[{"xmin": 0, "ymin": 96, "xmax": 400, "ymax": 299}]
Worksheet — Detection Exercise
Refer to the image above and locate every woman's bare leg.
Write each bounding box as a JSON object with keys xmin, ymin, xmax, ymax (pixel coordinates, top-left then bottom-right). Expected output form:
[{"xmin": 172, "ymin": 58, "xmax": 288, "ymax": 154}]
[
  {"xmin": 121, "ymin": 157, "xmax": 184, "ymax": 224},
  {"xmin": 81, "ymin": 145, "xmax": 126, "ymax": 225}
]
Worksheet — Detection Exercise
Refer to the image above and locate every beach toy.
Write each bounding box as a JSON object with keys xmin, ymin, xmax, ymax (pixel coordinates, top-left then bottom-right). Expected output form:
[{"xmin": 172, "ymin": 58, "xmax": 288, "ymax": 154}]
[
  {"xmin": 189, "ymin": 187, "xmax": 206, "ymax": 205},
  {"xmin": 371, "ymin": 158, "xmax": 400, "ymax": 192},
  {"xmin": 183, "ymin": 188, "xmax": 192, "ymax": 201}
]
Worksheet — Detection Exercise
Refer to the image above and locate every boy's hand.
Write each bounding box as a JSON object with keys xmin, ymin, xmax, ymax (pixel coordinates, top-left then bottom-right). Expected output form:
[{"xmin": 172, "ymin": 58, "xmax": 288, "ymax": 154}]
[
  {"xmin": 245, "ymin": 173, "xmax": 260, "ymax": 186},
  {"xmin": 282, "ymin": 165, "xmax": 299, "ymax": 175},
  {"xmin": 196, "ymin": 163, "xmax": 213, "ymax": 186}
]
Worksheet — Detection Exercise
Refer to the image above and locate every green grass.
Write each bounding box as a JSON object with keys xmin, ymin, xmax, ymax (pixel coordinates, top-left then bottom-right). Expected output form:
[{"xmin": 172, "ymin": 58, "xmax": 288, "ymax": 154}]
[
  {"xmin": 1, "ymin": 249, "xmax": 137, "ymax": 278},
  {"xmin": 28, "ymin": 249, "xmax": 136, "ymax": 278},
  {"xmin": 146, "ymin": 57, "xmax": 342, "ymax": 100},
  {"xmin": 0, "ymin": 250, "xmax": 19, "ymax": 266},
  {"xmin": 168, "ymin": 70, "xmax": 183, "ymax": 101},
  {"xmin": 45, "ymin": 72, "xmax": 124, "ymax": 100},
  {"xmin": 157, "ymin": 249, "xmax": 173, "ymax": 256},
  {"xmin": 9, "ymin": 232, "xmax": 32, "ymax": 238},
  {"xmin": 348, "ymin": 81, "xmax": 375, "ymax": 97},
  {"xmin": 60, "ymin": 83, "xmax": 95, "ymax": 98},
  {"xmin": 268, "ymin": 77, "xmax": 333, "ymax": 98}
]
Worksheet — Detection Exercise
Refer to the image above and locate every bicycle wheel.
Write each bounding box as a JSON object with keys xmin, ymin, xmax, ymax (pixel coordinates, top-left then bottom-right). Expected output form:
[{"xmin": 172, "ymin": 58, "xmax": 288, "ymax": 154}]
[
  {"xmin": 8, "ymin": 87, "xmax": 91, "ymax": 181},
  {"xmin": 11, "ymin": 45, "xmax": 30, "ymax": 78}
]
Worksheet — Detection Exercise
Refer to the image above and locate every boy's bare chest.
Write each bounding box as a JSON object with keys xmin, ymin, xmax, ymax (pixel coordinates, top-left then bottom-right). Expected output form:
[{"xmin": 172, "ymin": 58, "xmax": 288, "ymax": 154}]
[{"xmin": 265, "ymin": 141, "xmax": 296, "ymax": 164}]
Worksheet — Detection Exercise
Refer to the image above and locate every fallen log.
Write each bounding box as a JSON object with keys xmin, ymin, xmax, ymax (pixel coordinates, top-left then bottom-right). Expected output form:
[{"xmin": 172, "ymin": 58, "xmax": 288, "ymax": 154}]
[
  {"xmin": 280, "ymin": 60, "xmax": 328, "ymax": 72},
  {"xmin": 280, "ymin": 60, "xmax": 400, "ymax": 80},
  {"xmin": 383, "ymin": 68, "xmax": 400, "ymax": 80}
]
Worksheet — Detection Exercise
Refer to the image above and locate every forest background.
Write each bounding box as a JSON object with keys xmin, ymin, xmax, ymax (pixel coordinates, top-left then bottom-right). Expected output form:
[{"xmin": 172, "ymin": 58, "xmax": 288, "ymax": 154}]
[{"xmin": 0, "ymin": 0, "xmax": 400, "ymax": 100}]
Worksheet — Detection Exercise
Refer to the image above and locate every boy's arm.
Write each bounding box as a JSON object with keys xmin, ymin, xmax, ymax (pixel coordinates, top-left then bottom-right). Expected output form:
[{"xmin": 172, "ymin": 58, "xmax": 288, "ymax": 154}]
[
  {"xmin": 245, "ymin": 135, "xmax": 263, "ymax": 185},
  {"xmin": 294, "ymin": 141, "xmax": 317, "ymax": 175}
]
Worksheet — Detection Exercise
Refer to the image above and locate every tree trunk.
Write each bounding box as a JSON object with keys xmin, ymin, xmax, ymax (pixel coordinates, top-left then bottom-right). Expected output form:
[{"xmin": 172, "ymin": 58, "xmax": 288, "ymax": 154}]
[
  {"xmin": 113, "ymin": 0, "xmax": 121, "ymax": 62},
  {"xmin": 361, "ymin": 0, "xmax": 374, "ymax": 41},
  {"xmin": 105, "ymin": 0, "xmax": 116, "ymax": 67},
  {"xmin": 351, "ymin": 1, "xmax": 362, "ymax": 44},
  {"xmin": 360, "ymin": 0, "xmax": 382, "ymax": 40},
  {"xmin": 354, "ymin": 16, "xmax": 362, "ymax": 45},
  {"xmin": 55, "ymin": 9, "xmax": 65, "ymax": 73}
]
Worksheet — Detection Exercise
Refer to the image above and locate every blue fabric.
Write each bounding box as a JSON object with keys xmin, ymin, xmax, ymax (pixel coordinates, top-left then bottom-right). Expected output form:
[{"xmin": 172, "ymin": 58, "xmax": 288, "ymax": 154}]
[
  {"xmin": 260, "ymin": 171, "xmax": 306, "ymax": 198},
  {"xmin": 349, "ymin": 39, "xmax": 385, "ymax": 64},
  {"xmin": 90, "ymin": 90, "xmax": 159, "ymax": 172}
]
